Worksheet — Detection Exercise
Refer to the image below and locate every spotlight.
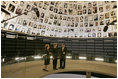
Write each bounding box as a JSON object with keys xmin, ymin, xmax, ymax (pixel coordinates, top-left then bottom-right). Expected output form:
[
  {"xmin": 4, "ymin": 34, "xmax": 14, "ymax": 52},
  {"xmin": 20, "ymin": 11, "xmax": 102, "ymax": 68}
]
[
  {"xmin": 95, "ymin": 58, "xmax": 104, "ymax": 61},
  {"xmin": 50, "ymin": 56, "xmax": 53, "ymax": 59},
  {"xmin": 1, "ymin": 7, "xmax": 39, "ymax": 23},
  {"xmin": 103, "ymin": 25, "xmax": 108, "ymax": 32},
  {"xmin": 79, "ymin": 56, "xmax": 87, "ymax": 60},
  {"xmin": 34, "ymin": 56, "xmax": 42, "ymax": 59},
  {"xmin": 34, "ymin": 8, "xmax": 39, "ymax": 17},
  {"xmin": 103, "ymin": 22, "xmax": 109, "ymax": 32},
  {"xmin": 103, "ymin": 20, "xmax": 117, "ymax": 32},
  {"xmin": 66, "ymin": 56, "xmax": 72, "ymax": 59},
  {"xmin": 2, "ymin": 58, "xmax": 5, "ymax": 62},
  {"xmin": 15, "ymin": 57, "xmax": 20, "ymax": 61},
  {"xmin": 15, "ymin": 57, "xmax": 26, "ymax": 61}
]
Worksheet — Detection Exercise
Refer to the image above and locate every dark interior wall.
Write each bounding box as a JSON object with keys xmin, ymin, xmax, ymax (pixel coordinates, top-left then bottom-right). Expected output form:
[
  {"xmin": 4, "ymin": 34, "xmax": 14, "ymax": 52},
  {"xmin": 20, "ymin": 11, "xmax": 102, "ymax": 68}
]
[
  {"xmin": 43, "ymin": 37, "xmax": 117, "ymax": 62},
  {"xmin": 1, "ymin": 35, "xmax": 45, "ymax": 57},
  {"xmin": 1, "ymin": 31, "xmax": 117, "ymax": 63}
]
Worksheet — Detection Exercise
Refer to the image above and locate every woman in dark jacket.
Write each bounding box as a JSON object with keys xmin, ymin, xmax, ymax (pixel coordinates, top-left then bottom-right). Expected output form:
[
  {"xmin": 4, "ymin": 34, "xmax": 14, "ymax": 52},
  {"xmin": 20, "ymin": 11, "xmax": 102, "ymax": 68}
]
[{"xmin": 43, "ymin": 44, "xmax": 51, "ymax": 72}]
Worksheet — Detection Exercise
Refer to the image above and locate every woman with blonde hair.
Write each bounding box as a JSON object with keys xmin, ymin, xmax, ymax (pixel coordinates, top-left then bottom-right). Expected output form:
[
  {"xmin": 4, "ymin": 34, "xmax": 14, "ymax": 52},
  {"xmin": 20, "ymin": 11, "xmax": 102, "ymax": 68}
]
[{"xmin": 43, "ymin": 44, "xmax": 51, "ymax": 72}]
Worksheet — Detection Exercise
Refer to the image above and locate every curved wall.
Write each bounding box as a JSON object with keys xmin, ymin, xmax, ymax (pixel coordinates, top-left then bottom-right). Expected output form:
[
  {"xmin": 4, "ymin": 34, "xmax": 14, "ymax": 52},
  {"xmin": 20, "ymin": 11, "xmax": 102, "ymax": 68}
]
[
  {"xmin": 1, "ymin": 1, "xmax": 117, "ymax": 38},
  {"xmin": 1, "ymin": 31, "xmax": 117, "ymax": 63}
]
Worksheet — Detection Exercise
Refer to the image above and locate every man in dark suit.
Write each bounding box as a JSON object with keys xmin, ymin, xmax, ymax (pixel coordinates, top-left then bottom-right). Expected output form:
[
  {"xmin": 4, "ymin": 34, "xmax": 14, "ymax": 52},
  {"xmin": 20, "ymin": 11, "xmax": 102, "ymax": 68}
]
[
  {"xmin": 52, "ymin": 43, "xmax": 58, "ymax": 70},
  {"xmin": 59, "ymin": 43, "xmax": 67, "ymax": 69}
]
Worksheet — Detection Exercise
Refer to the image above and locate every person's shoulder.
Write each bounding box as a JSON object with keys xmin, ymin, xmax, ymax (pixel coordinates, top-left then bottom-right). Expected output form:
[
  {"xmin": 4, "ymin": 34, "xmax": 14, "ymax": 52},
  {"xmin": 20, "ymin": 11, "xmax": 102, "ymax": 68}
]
[
  {"xmin": 58, "ymin": 47, "xmax": 62, "ymax": 50},
  {"xmin": 59, "ymin": 47, "xmax": 61, "ymax": 49},
  {"xmin": 65, "ymin": 47, "xmax": 67, "ymax": 50}
]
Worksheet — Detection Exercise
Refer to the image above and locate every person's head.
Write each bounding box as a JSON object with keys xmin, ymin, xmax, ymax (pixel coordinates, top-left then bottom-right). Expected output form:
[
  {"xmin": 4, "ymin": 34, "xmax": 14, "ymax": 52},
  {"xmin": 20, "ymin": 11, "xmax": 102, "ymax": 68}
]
[
  {"xmin": 53, "ymin": 43, "xmax": 57, "ymax": 48},
  {"xmin": 45, "ymin": 44, "xmax": 50, "ymax": 49},
  {"xmin": 62, "ymin": 43, "xmax": 65, "ymax": 48}
]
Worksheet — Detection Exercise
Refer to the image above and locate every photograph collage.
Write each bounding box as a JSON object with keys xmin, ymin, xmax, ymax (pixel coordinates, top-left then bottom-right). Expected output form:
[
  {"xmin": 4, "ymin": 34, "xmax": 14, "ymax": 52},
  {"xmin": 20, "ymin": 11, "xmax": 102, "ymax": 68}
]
[{"xmin": 1, "ymin": 1, "xmax": 117, "ymax": 38}]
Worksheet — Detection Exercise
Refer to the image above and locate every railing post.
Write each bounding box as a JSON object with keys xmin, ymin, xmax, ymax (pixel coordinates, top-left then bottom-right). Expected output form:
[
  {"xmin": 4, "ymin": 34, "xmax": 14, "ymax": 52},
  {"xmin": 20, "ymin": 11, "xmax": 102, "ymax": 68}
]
[{"xmin": 86, "ymin": 72, "xmax": 91, "ymax": 78}]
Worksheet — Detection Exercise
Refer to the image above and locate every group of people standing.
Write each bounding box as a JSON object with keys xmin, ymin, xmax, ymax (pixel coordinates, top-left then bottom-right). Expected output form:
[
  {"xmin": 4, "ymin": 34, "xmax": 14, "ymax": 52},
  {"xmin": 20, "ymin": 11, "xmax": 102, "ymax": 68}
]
[{"xmin": 43, "ymin": 43, "xmax": 67, "ymax": 72}]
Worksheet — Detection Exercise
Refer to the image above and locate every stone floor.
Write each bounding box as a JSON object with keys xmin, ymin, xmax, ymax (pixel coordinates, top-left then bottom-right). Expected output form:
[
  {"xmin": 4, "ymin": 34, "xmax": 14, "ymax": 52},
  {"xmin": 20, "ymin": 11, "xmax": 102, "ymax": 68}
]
[{"xmin": 1, "ymin": 59, "xmax": 117, "ymax": 78}]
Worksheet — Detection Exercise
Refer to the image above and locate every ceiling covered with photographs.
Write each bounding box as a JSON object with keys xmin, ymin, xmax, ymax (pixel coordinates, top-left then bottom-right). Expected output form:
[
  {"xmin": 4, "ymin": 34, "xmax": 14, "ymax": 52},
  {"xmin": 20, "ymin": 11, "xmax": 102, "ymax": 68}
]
[{"xmin": 1, "ymin": 1, "xmax": 117, "ymax": 38}]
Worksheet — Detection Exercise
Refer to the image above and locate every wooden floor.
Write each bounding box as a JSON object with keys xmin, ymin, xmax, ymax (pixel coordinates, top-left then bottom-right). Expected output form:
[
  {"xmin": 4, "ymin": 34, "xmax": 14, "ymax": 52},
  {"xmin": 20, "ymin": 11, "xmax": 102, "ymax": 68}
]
[{"xmin": 1, "ymin": 60, "xmax": 117, "ymax": 78}]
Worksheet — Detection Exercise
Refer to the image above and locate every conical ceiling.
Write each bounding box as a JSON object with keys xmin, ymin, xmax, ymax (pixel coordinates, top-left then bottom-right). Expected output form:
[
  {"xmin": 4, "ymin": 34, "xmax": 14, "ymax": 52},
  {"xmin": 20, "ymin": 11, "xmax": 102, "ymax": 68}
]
[{"xmin": 1, "ymin": 1, "xmax": 117, "ymax": 38}]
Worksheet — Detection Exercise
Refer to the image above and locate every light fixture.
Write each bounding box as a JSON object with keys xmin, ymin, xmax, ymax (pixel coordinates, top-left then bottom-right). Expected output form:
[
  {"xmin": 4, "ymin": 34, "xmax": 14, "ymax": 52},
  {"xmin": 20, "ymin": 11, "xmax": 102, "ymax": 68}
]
[
  {"xmin": 1, "ymin": 7, "xmax": 37, "ymax": 23},
  {"xmin": 15, "ymin": 57, "xmax": 26, "ymax": 61},
  {"xmin": 66, "ymin": 56, "xmax": 72, "ymax": 59},
  {"xmin": 34, "ymin": 55, "xmax": 42, "ymax": 59},
  {"xmin": 103, "ymin": 10, "xmax": 117, "ymax": 32},
  {"xmin": 50, "ymin": 56, "xmax": 53, "ymax": 59},
  {"xmin": 79, "ymin": 56, "xmax": 87, "ymax": 60},
  {"xmin": 2, "ymin": 58, "xmax": 5, "ymax": 62},
  {"xmin": 95, "ymin": 58, "xmax": 104, "ymax": 61}
]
